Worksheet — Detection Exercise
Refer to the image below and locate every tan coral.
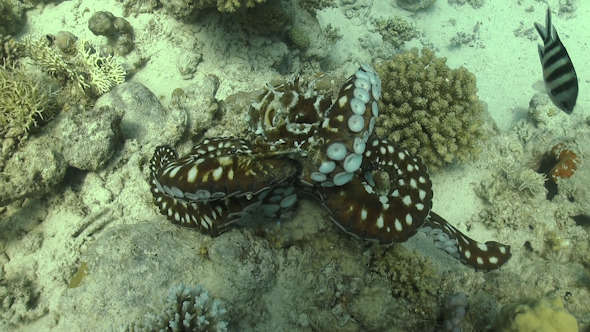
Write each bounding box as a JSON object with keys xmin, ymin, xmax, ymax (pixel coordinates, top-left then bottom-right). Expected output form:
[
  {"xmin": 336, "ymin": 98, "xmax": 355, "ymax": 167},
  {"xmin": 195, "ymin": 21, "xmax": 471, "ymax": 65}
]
[{"xmin": 375, "ymin": 47, "xmax": 490, "ymax": 168}]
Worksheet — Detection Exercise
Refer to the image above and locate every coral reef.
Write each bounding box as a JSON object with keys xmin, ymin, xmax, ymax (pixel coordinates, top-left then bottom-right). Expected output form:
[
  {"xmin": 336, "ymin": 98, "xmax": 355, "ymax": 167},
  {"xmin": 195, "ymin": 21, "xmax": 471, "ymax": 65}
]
[
  {"xmin": 127, "ymin": 284, "xmax": 229, "ymax": 332},
  {"xmin": 1, "ymin": 80, "xmax": 187, "ymax": 207},
  {"xmin": 397, "ymin": 0, "xmax": 436, "ymax": 11},
  {"xmin": 283, "ymin": 0, "xmax": 335, "ymax": 61},
  {"xmin": 93, "ymin": 82, "xmax": 186, "ymax": 145},
  {"xmin": 298, "ymin": 0, "xmax": 335, "ymax": 14},
  {"xmin": 0, "ymin": 63, "xmax": 57, "ymax": 143},
  {"xmin": 372, "ymin": 16, "xmax": 419, "ymax": 49},
  {"xmin": 527, "ymin": 93, "xmax": 565, "ymax": 127},
  {"xmin": 492, "ymin": 296, "xmax": 578, "ymax": 332},
  {"xmin": 473, "ymin": 112, "xmax": 589, "ymax": 269},
  {"xmin": 116, "ymin": 0, "xmax": 160, "ymax": 16},
  {"xmin": 559, "ymin": 0, "xmax": 577, "ymax": 14},
  {"xmin": 168, "ymin": 75, "xmax": 220, "ymax": 140},
  {"xmin": 375, "ymin": 47, "xmax": 491, "ymax": 168},
  {"xmin": 0, "ymin": 101, "xmax": 122, "ymax": 206},
  {"xmin": 22, "ymin": 34, "xmax": 126, "ymax": 98},
  {"xmin": 88, "ymin": 11, "xmax": 135, "ymax": 56},
  {"xmin": 150, "ymin": 0, "xmax": 269, "ymax": 19},
  {"xmin": 215, "ymin": 0, "xmax": 268, "ymax": 13},
  {"xmin": 448, "ymin": 0, "xmax": 485, "ymax": 9},
  {"xmin": 370, "ymin": 245, "xmax": 442, "ymax": 320},
  {"xmin": 0, "ymin": 34, "xmax": 23, "ymax": 64},
  {"xmin": 473, "ymin": 135, "xmax": 550, "ymax": 230},
  {"xmin": 237, "ymin": 0, "xmax": 292, "ymax": 36},
  {"xmin": 449, "ymin": 21, "xmax": 483, "ymax": 48},
  {"xmin": 0, "ymin": 0, "xmax": 26, "ymax": 36}
]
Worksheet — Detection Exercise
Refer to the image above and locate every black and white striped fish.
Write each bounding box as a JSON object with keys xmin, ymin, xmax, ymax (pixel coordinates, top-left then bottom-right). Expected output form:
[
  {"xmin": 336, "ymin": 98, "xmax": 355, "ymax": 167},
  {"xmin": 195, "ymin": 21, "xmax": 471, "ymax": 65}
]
[{"xmin": 534, "ymin": 8, "xmax": 578, "ymax": 114}]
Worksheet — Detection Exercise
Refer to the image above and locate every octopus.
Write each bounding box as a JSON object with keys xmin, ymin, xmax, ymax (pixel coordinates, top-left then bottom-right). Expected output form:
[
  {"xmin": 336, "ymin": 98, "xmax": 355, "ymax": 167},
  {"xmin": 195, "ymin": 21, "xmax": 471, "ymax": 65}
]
[{"xmin": 149, "ymin": 65, "xmax": 511, "ymax": 271}]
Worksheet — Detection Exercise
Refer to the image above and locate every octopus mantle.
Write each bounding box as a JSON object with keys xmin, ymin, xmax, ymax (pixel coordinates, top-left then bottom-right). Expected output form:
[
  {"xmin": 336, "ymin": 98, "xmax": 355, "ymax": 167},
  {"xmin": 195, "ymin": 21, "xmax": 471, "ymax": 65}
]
[{"xmin": 150, "ymin": 65, "xmax": 511, "ymax": 270}]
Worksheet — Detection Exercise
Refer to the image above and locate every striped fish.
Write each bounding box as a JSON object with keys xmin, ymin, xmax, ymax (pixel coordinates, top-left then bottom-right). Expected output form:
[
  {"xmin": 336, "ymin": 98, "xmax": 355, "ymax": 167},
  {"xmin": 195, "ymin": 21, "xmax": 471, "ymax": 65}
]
[{"xmin": 534, "ymin": 8, "xmax": 578, "ymax": 114}]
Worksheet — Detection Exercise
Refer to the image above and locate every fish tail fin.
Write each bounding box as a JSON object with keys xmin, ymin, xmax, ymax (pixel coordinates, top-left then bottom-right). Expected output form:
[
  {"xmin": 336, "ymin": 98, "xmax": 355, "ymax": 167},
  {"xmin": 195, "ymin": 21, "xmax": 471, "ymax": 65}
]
[{"xmin": 534, "ymin": 7, "xmax": 552, "ymax": 43}]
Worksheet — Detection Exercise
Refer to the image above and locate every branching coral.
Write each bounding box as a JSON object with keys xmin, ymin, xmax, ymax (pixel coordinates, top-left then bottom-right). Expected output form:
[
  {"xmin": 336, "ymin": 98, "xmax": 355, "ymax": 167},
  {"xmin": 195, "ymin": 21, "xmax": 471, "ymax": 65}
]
[
  {"xmin": 375, "ymin": 47, "xmax": 490, "ymax": 168},
  {"xmin": 22, "ymin": 35, "xmax": 125, "ymax": 97},
  {"xmin": 1, "ymin": 34, "xmax": 23, "ymax": 64},
  {"xmin": 0, "ymin": 63, "xmax": 56, "ymax": 141},
  {"xmin": 127, "ymin": 284, "xmax": 229, "ymax": 332},
  {"xmin": 76, "ymin": 39, "xmax": 126, "ymax": 95}
]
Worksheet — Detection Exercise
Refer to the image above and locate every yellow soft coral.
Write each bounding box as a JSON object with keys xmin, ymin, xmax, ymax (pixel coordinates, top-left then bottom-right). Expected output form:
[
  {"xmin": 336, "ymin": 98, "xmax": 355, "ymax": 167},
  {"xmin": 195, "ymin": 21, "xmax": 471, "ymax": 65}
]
[{"xmin": 493, "ymin": 296, "xmax": 578, "ymax": 332}]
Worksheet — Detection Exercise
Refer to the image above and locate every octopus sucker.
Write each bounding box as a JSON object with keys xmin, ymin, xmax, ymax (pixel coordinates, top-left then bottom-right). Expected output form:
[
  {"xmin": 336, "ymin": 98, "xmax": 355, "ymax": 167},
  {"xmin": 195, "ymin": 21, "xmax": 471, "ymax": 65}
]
[{"xmin": 149, "ymin": 65, "xmax": 511, "ymax": 270}]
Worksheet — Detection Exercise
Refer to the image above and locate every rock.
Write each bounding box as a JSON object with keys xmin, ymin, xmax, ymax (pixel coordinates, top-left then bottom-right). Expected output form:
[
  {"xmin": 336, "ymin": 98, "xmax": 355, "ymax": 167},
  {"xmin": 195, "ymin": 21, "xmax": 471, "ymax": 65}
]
[
  {"xmin": 94, "ymin": 82, "xmax": 187, "ymax": 146},
  {"xmin": 0, "ymin": 139, "xmax": 67, "ymax": 206},
  {"xmin": 52, "ymin": 104, "xmax": 122, "ymax": 171}
]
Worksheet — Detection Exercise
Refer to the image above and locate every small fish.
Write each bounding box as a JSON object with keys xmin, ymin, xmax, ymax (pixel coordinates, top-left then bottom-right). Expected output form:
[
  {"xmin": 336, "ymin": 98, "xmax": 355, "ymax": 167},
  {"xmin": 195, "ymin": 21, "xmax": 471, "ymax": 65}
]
[{"xmin": 534, "ymin": 8, "xmax": 578, "ymax": 114}]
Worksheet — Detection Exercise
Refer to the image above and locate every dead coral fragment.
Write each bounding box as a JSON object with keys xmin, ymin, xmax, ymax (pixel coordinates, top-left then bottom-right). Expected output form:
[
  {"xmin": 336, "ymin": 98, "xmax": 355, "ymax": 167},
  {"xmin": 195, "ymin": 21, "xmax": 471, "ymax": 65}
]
[
  {"xmin": 376, "ymin": 47, "xmax": 489, "ymax": 168},
  {"xmin": 372, "ymin": 16, "xmax": 419, "ymax": 49}
]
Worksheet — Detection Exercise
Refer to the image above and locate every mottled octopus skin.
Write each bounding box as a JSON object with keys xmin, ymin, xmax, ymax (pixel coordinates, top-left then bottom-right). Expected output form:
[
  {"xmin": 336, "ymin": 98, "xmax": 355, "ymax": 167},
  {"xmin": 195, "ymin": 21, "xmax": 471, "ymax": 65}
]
[{"xmin": 150, "ymin": 65, "xmax": 511, "ymax": 271}]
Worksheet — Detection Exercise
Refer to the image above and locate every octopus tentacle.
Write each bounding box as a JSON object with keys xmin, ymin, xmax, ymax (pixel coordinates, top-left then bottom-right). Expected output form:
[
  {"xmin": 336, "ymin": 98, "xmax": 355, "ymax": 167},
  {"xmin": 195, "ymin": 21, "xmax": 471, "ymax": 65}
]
[
  {"xmin": 318, "ymin": 138, "xmax": 433, "ymax": 244},
  {"xmin": 305, "ymin": 65, "xmax": 381, "ymax": 187},
  {"xmin": 151, "ymin": 138, "xmax": 299, "ymax": 202},
  {"xmin": 149, "ymin": 64, "xmax": 512, "ymax": 270},
  {"xmin": 423, "ymin": 212, "xmax": 511, "ymax": 270},
  {"xmin": 150, "ymin": 139, "xmax": 300, "ymax": 235}
]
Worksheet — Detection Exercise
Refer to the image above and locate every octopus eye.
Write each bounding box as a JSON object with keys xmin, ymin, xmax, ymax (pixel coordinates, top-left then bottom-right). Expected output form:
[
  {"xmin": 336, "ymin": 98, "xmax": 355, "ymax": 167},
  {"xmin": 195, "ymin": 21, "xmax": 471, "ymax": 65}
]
[{"xmin": 46, "ymin": 34, "xmax": 56, "ymax": 45}]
